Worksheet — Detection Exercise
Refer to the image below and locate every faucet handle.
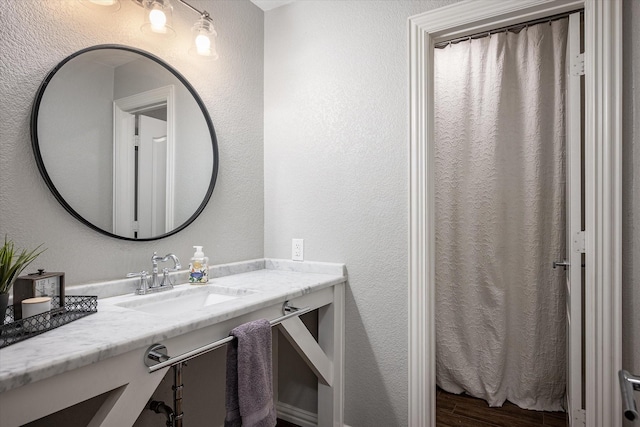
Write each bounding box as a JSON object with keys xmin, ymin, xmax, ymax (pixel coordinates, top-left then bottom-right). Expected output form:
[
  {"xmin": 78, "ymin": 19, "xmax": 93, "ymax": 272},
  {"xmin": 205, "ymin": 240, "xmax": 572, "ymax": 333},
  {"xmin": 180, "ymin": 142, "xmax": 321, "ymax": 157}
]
[
  {"xmin": 161, "ymin": 267, "xmax": 177, "ymax": 287},
  {"xmin": 126, "ymin": 270, "xmax": 148, "ymax": 278},
  {"xmin": 127, "ymin": 271, "xmax": 149, "ymax": 295}
]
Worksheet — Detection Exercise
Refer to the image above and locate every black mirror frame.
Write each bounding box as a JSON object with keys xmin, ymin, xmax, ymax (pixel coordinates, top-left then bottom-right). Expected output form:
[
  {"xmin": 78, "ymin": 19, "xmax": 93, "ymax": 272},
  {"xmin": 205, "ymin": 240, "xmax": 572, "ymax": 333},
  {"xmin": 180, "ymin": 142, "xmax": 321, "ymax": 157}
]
[{"xmin": 30, "ymin": 44, "xmax": 219, "ymax": 241}]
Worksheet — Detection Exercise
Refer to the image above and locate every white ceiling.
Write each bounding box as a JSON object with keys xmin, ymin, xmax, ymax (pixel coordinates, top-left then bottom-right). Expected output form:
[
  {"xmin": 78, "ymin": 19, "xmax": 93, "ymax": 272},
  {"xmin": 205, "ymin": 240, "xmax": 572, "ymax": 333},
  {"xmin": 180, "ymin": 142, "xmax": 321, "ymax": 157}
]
[{"xmin": 249, "ymin": 0, "xmax": 295, "ymax": 11}]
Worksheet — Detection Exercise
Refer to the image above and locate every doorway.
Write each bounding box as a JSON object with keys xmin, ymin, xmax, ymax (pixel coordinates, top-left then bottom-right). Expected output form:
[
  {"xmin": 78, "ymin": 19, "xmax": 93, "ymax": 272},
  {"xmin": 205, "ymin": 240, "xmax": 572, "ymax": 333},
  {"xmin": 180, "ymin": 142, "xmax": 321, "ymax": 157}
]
[
  {"xmin": 407, "ymin": 1, "xmax": 622, "ymax": 426},
  {"xmin": 113, "ymin": 85, "xmax": 176, "ymax": 239},
  {"xmin": 432, "ymin": 12, "xmax": 580, "ymax": 424}
]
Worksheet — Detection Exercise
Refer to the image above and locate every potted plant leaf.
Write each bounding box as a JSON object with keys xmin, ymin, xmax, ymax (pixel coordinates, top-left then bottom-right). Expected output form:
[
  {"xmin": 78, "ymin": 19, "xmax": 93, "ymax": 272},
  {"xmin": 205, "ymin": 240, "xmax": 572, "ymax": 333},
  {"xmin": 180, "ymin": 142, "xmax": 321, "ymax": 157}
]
[{"xmin": 0, "ymin": 237, "xmax": 45, "ymax": 325}]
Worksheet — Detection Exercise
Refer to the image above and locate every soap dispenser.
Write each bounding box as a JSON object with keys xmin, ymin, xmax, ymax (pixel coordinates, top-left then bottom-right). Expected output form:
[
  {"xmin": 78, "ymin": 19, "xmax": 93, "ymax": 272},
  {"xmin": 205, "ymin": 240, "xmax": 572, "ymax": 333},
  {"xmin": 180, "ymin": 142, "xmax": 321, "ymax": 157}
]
[{"xmin": 189, "ymin": 246, "xmax": 209, "ymax": 284}]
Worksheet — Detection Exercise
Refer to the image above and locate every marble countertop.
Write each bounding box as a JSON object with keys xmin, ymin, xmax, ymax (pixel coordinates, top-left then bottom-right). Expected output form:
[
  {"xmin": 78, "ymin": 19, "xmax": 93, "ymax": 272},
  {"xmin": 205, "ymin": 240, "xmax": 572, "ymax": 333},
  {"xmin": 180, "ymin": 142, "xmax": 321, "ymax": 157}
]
[{"xmin": 0, "ymin": 259, "xmax": 346, "ymax": 394}]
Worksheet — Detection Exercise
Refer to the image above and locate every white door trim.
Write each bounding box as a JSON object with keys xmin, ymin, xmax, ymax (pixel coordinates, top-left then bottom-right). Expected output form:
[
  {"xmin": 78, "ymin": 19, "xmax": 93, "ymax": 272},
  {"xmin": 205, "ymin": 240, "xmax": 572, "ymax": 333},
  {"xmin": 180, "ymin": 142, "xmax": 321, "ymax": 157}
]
[
  {"xmin": 407, "ymin": 1, "xmax": 622, "ymax": 426},
  {"xmin": 113, "ymin": 85, "xmax": 176, "ymax": 236},
  {"xmin": 583, "ymin": 1, "xmax": 623, "ymax": 425},
  {"xmin": 566, "ymin": 11, "xmax": 585, "ymax": 426}
]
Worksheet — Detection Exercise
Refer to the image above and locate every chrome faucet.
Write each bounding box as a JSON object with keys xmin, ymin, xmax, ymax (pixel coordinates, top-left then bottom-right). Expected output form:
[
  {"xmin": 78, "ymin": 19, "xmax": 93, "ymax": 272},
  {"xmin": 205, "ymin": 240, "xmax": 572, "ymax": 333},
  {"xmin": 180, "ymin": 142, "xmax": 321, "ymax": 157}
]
[
  {"xmin": 150, "ymin": 252, "xmax": 165, "ymax": 288},
  {"xmin": 127, "ymin": 252, "xmax": 182, "ymax": 295}
]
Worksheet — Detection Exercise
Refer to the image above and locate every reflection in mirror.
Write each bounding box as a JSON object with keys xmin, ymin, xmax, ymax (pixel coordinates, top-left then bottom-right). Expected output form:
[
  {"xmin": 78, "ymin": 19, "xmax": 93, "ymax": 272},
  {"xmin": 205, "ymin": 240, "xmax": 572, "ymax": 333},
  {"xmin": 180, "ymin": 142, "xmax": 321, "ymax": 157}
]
[
  {"xmin": 113, "ymin": 85, "xmax": 174, "ymax": 238},
  {"xmin": 32, "ymin": 45, "xmax": 218, "ymax": 240}
]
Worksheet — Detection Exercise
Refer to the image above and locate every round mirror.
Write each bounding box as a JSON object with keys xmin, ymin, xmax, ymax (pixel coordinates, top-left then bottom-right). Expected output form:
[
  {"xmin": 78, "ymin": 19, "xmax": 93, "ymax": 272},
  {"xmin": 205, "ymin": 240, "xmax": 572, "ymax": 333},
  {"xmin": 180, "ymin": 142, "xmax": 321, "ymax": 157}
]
[{"xmin": 31, "ymin": 45, "xmax": 218, "ymax": 241}]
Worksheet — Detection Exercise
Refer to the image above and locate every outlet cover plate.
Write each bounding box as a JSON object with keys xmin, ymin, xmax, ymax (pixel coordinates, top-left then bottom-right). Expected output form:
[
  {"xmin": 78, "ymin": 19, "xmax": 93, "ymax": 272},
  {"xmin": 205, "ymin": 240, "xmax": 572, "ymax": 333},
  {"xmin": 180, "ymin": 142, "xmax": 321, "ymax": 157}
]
[{"xmin": 292, "ymin": 239, "xmax": 304, "ymax": 261}]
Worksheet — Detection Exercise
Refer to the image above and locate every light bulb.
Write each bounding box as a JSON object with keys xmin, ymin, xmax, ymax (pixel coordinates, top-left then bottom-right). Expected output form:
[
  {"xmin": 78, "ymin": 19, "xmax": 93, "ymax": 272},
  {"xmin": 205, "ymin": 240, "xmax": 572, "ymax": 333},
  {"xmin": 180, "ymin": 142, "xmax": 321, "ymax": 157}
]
[
  {"xmin": 79, "ymin": 0, "xmax": 120, "ymax": 11},
  {"xmin": 149, "ymin": 8, "xmax": 167, "ymax": 32},
  {"xmin": 195, "ymin": 33, "xmax": 211, "ymax": 55},
  {"xmin": 190, "ymin": 16, "xmax": 218, "ymax": 59},
  {"xmin": 139, "ymin": 0, "xmax": 174, "ymax": 37}
]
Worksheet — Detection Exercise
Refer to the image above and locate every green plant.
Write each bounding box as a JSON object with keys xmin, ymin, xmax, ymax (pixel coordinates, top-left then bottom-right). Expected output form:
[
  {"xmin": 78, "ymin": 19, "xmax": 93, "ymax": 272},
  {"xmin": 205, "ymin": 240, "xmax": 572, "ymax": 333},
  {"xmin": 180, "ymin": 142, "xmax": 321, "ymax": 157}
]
[{"xmin": 0, "ymin": 237, "xmax": 45, "ymax": 294}]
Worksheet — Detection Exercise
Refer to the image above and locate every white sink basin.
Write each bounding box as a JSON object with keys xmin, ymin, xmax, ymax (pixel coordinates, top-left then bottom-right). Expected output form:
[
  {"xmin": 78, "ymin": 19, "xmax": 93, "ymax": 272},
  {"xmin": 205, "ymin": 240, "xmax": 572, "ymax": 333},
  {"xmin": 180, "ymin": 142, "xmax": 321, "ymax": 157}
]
[{"xmin": 105, "ymin": 284, "xmax": 253, "ymax": 317}]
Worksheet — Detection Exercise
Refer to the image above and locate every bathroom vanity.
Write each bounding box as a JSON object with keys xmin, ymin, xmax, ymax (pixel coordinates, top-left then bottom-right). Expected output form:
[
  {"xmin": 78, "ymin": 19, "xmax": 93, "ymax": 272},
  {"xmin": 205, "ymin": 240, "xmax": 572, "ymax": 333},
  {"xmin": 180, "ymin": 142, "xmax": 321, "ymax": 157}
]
[{"xmin": 0, "ymin": 259, "xmax": 346, "ymax": 426}]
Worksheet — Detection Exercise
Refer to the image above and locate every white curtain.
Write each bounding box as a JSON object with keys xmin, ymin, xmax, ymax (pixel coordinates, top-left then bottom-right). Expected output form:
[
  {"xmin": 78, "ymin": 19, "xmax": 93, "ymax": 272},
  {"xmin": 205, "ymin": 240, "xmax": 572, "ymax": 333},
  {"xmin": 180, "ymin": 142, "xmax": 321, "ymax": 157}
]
[{"xmin": 434, "ymin": 19, "xmax": 568, "ymax": 411}]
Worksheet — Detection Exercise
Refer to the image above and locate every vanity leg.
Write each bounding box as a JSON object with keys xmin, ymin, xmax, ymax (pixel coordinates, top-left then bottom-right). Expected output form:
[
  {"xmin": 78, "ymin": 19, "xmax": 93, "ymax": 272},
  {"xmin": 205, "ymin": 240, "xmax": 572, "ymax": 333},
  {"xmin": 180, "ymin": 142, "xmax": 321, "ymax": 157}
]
[
  {"xmin": 317, "ymin": 283, "xmax": 345, "ymax": 427},
  {"xmin": 87, "ymin": 367, "xmax": 168, "ymax": 427}
]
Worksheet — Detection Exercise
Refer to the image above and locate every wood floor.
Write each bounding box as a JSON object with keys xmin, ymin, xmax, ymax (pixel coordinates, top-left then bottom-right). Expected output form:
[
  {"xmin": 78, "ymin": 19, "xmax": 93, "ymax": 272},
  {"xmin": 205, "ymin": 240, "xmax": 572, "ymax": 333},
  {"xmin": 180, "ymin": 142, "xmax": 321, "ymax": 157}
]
[
  {"xmin": 276, "ymin": 390, "xmax": 568, "ymax": 427},
  {"xmin": 437, "ymin": 388, "xmax": 568, "ymax": 427}
]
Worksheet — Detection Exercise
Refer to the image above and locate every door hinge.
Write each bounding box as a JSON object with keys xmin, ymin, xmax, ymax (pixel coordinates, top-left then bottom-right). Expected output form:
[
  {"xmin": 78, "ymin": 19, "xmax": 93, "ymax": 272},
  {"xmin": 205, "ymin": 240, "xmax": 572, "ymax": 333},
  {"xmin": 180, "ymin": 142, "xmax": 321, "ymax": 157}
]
[
  {"xmin": 573, "ymin": 231, "xmax": 586, "ymax": 253},
  {"xmin": 134, "ymin": 135, "xmax": 140, "ymax": 147},
  {"xmin": 133, "ymin": 221, "xmax": 139, "ymax": 232},
  {"xmin": 571, "ymin": 53, "xmax": 585, "ymax": 76}
]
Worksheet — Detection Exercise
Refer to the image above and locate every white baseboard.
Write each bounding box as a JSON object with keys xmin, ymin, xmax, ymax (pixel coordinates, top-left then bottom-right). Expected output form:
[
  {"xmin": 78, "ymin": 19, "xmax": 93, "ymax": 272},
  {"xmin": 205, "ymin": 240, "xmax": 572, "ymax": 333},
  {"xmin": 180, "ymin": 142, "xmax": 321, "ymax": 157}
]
[
  {"xmin": 277, "ymin": 401, "xmax": 318, "ymax": 427},
  {"xmin": 276, "ymin": 401, "xmax": 352, "ymax": 427}
]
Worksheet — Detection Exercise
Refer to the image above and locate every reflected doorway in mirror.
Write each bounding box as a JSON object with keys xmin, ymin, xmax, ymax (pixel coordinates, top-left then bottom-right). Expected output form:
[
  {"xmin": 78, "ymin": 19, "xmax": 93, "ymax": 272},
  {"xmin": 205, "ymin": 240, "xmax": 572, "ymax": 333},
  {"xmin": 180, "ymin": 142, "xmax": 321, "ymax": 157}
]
[{"xmin": 113, "ymin": 86, "xmax": 175, "ymax": 239}]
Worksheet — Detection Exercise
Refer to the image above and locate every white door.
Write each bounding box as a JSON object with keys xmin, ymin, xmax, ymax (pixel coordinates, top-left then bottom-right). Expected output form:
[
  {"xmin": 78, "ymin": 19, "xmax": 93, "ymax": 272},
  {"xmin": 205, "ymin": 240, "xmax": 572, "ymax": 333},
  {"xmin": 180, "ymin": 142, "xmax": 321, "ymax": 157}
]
[
  {"xmin": 138, "ymin": 115, "xmax": 168, "ymax": 238},
  {"xmin": 564, "ymin": 11, "xmax": 585, "ymax": 427},
  {"xmin": 113, "ymin": 110, "xmax": 136, "ymax": 237}
]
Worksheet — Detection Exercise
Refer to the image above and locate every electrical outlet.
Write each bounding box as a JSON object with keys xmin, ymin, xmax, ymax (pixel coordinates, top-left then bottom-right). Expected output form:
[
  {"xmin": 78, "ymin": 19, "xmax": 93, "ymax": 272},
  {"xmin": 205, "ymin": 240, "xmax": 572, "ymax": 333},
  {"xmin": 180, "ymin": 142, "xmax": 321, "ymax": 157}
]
[{"xmin": 292, "ymin": 238, "xmax": 304, "ymax": 261}]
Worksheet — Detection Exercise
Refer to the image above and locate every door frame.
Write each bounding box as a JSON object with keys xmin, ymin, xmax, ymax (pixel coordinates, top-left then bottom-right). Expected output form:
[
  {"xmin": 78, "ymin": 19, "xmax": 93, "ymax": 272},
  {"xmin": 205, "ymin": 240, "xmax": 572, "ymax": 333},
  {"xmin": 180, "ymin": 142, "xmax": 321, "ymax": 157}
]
[
  {"xmin": 113, "ymin": 85, "xmax": 176, "ymax": 237},
  {"xmin": 407, "ymin": 1, "xmax": 622, "ymax": 426},
  {"xmin": 565, "ymin": 11, "xmax": 584, "ymax": 426}
]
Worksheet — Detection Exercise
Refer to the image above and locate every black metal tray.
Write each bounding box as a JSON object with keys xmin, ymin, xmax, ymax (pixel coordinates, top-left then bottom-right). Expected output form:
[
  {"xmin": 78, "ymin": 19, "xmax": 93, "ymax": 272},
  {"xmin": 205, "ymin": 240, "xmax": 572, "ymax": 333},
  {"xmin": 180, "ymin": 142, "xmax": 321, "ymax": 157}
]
[{"xmin": 0, "ymin": 296, "xmax": 98, "ymax": 348}]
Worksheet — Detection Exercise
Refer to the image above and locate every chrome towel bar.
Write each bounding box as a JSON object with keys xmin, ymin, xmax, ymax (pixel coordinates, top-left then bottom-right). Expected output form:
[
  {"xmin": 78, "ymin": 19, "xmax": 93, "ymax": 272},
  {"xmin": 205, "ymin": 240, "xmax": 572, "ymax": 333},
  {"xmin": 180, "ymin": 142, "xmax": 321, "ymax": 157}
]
[
  {"xmin": 619, "ymin": 369, "xmax": 640, "ymax": 421},
  {"xmin": 145, "ymin": 302, "xmax": 312, "ymax": 373}
]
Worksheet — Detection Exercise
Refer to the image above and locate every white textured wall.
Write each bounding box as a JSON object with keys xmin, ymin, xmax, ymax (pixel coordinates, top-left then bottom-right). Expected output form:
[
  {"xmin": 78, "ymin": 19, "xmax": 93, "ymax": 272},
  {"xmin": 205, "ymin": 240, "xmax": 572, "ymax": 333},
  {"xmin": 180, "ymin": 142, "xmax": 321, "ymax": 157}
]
[
  {"xmin": 0, "ymin": 0, "xmax": 264, "ymax": 285},
  {"xmin": 263, "ymin": 1, "xmax": 458, "ymax": 424}
]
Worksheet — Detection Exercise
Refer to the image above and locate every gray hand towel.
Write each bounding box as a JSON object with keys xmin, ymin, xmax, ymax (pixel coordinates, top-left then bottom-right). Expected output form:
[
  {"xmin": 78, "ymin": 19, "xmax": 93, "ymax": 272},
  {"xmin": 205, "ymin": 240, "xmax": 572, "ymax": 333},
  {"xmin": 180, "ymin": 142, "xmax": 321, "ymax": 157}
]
[{"xmin": 224, "ymin": 319, "xmax": 277, "ymax": 427}]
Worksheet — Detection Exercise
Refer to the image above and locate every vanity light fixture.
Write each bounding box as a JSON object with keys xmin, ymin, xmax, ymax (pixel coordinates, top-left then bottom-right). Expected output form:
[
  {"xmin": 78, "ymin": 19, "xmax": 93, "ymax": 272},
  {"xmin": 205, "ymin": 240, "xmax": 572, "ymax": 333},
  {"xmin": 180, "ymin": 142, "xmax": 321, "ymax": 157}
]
[
  {"xmin": 190, "ymin": 13, "xmax": 218, "ymax": 59},
  {"xmin": 78, "ymin": 0, "xmax": 121, "ymax": 12},
  {"xmin": 89, "ymin": 0, "xmax": 119, "ymax": 5},
  {"xmin": 132, "ymin": 0, "xmax": 219, "ymax": 58},
  {"xmin": 136, "ymin": 0, "xmax": 176, "ymax": 37}
]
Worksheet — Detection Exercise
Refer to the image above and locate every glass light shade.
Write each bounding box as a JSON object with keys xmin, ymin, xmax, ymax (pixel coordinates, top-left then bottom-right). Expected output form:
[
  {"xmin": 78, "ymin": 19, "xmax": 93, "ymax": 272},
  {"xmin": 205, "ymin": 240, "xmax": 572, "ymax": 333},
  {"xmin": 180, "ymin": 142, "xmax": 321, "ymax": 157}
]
[
  {"xmin": 190, "ymin": 17, "xmax": 218, "ymax": 59},
  {"xmin": 78, "ymin": 0, "xmax": 121, "ymax": 12},
  {"xmin": 141, "ymin": 0, "xmax": 175, "ymax": 37}
]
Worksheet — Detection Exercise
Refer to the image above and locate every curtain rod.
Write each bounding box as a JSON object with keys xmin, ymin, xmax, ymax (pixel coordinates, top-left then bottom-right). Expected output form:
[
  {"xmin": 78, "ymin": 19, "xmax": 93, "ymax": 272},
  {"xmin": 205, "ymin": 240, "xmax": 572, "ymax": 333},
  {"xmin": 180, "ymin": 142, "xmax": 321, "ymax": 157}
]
[{"xmin": 434, "ymin": 9, "xmax": 582, "ymax": 49}]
